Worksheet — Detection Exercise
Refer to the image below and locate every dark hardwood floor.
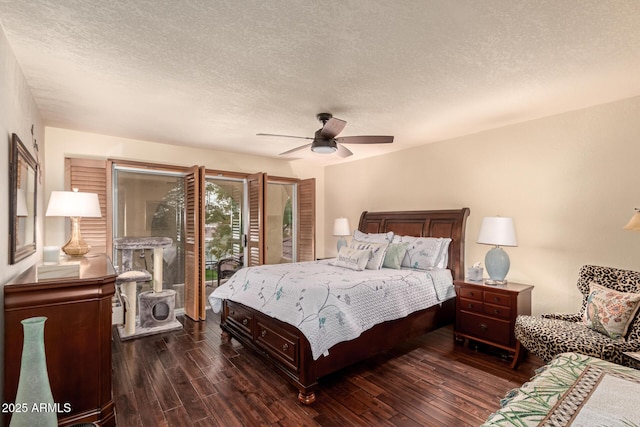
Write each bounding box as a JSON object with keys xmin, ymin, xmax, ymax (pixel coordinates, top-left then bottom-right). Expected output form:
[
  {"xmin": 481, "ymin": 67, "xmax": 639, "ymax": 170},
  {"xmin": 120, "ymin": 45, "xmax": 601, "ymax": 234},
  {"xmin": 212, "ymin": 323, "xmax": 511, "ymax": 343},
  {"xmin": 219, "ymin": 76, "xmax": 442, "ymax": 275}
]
[{"xmin": 112, "ymin": 311, "xmax": 543, "ymax": 426}]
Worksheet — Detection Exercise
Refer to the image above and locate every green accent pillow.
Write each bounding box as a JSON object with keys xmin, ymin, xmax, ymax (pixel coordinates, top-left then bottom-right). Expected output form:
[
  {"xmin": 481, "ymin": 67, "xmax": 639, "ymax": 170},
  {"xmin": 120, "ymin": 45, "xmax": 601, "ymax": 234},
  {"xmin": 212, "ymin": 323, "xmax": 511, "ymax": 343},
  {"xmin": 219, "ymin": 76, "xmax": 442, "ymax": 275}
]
[{"xmin": 383, "ymin": 242, "xmax": 409, "ymax": 269}]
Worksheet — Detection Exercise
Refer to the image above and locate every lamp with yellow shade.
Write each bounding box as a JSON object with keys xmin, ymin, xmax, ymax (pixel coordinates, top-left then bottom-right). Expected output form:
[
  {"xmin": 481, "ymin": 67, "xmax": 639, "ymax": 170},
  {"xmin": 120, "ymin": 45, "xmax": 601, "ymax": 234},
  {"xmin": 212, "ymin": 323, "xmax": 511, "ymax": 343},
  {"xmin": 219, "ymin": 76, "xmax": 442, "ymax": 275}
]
[{"xmin": 624, "ymin": 209, "xmax": 640, "ymax": 232}]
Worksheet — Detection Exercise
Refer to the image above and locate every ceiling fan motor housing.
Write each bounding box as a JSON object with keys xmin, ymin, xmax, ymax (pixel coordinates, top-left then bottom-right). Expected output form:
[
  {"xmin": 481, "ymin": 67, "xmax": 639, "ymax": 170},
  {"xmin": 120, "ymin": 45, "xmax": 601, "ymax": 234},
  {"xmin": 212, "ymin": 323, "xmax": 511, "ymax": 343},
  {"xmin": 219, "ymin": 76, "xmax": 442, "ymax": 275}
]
[
  {"xmin": 316, "ymin": 112, "xmax": 333, "ymax": 123},
  {"xmin": 311, "ymin": 130, "xmax": 337, "ymax": 153}
]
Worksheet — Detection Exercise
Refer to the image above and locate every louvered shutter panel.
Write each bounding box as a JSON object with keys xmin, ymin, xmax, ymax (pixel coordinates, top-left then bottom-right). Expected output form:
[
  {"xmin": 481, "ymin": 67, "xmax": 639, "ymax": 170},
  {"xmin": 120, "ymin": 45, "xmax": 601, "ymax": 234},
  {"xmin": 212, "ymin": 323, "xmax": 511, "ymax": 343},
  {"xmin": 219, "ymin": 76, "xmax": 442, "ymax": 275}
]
[
  {"xmin": 66, "ymin": 158, "xmax": 108, "ymax": 254},
  {"xmin": 297, "ymin": 178, "xmax": 316, "ymax": 261},
  {"xmin": 246, "ymin": 173, "xmax": 265, "ymax": 266},
  {"xmin": 184, "ymin": 166, "xmax": 206, "ymax": 320}
]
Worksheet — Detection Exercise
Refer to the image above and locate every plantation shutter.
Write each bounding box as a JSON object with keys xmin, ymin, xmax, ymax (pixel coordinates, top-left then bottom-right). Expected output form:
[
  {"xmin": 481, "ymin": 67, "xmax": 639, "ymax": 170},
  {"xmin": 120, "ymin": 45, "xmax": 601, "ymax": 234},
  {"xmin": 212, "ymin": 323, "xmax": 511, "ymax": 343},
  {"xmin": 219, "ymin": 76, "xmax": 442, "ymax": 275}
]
[
  {"xmin": 65, "ymin": 158, "xmax": 109, "ymax": 255},
  {"xmin": 246, "ymin": 173, "xmax": 265, "ymax": 266},
  {"xmin": 297, "ymin": 178, "xmax": 315, "ymax": 262},
  {"xmin": 230, "ymin": 184, "xmax": 243, "ymax": 257},
  {"xmin": 184, "ymin": 165, "xmax": 206, "ymax": 320}
]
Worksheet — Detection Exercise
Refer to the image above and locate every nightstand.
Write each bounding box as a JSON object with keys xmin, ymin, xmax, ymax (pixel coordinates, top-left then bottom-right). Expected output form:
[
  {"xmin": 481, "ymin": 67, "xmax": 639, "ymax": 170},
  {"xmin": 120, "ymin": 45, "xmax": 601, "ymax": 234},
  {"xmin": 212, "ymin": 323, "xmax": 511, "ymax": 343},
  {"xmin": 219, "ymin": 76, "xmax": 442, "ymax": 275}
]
[{"xmin": 454, "ymin": 279, "xmax": 533, "ymax": 368}]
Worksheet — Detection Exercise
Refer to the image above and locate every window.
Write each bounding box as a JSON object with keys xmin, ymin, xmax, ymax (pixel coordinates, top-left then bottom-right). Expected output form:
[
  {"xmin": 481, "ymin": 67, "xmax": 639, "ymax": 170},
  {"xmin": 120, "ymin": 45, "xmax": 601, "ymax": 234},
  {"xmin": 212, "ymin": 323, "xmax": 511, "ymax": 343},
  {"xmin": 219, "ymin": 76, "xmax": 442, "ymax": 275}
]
[{"xmin": 266, "ymin": 181, "xmax": 297, "ymax": 264}]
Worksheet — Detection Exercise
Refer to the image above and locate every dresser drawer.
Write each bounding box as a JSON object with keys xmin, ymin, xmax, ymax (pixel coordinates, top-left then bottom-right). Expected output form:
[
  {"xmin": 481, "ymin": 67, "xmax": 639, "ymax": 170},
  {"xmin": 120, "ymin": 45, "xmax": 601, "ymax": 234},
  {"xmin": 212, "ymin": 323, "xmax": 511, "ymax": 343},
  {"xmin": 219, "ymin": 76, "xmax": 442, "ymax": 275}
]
[
  {"xmin": 459, "ymin": 297, "xmax": 484, "ymax": 314},
  {"xmin": 225, "ymin": 301, "xmax": 253, "ymax": 337},
  {"xmin": 457, "ymin": 312, "xmax": 512, "ymax": 347},
  {"xmin": 458, "ymin": 286, "xmax": 483, "ymax": 301},
  {"xmin": 484, "ymin": 291, "xmax": 513, "ymax": 307},
  {"xmin": 255, "ymin": 319, "xmax": 299, "ymax": 372}
]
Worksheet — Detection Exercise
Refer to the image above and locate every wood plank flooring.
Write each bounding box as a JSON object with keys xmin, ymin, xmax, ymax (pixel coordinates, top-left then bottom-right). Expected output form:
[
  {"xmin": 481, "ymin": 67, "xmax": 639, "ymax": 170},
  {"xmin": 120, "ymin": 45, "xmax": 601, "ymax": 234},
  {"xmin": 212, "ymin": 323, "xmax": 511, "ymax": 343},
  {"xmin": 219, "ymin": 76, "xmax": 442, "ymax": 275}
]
[{"xmin": 112, "ymin": 311, "xmax": 543, "ymax": 426}]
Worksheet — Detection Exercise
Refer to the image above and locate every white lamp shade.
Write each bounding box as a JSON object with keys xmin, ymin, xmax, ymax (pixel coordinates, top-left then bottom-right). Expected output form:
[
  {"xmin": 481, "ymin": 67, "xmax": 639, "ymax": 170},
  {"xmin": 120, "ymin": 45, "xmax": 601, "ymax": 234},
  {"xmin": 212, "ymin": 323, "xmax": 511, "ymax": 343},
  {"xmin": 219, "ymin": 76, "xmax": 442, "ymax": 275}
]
[
  {"xmin": 477, "ymin": 216, "xmax": 517, "ymax": 247},
  {"xmin": 624, "ymin": 211, "xmax": 640, "ymax": 231},
  {"xmin": 333, "ymin": 217, "xmax": 351, "ymax": 236},
  {"xmin": 46, "ymin": 190, "xmax": 102, "ymax": 218}
]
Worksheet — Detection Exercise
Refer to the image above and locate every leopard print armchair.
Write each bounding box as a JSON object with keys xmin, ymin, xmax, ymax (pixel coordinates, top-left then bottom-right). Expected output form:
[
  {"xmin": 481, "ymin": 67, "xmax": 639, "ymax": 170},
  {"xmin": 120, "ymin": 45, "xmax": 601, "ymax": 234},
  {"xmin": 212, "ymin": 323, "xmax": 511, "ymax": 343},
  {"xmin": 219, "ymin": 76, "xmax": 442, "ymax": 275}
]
[{"xmin": 514, "ymin": 265, "xmax": 640, "ymax": 367}]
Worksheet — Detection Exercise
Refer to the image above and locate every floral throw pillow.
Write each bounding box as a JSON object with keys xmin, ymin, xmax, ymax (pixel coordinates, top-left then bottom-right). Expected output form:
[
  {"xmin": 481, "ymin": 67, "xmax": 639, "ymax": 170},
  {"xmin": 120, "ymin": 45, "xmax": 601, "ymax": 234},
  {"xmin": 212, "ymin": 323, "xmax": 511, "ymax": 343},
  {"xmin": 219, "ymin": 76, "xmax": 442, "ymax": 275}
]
[{"xmin": 583, "ymin": 282, "xmax": 640, "ymax": 340}]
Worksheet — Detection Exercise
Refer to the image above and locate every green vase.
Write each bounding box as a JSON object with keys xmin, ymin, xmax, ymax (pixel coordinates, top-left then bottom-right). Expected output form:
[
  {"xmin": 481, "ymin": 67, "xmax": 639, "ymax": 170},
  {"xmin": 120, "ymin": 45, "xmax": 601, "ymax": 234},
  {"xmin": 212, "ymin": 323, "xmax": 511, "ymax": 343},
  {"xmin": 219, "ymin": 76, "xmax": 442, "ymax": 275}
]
[{"xmin": 10, "ymin": 316, "xmax": 57, "ymax": 427}]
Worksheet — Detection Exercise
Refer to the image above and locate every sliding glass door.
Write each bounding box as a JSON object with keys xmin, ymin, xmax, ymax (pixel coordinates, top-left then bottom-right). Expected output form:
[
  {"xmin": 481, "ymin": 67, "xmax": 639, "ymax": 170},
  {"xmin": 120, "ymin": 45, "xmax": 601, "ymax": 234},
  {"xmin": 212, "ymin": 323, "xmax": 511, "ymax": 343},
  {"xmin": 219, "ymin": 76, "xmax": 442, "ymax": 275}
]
[
  {"xmin": 204, "ymin": 175, "xmax": 246, "ymax": 299},
  {"xmin": 112, "ymin": 166, "xmax": 186, "ymax": 310}
]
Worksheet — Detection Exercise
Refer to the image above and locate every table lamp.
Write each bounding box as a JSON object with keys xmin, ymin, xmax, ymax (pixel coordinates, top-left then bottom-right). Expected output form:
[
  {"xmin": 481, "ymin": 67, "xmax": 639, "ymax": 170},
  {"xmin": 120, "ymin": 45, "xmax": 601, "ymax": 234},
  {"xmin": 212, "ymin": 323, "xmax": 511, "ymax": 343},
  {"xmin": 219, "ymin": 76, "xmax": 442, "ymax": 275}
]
[
  {"xmin": 624, "ymin": 208, "xmax": 640, "ymax": 231},
  {"xmin": 333, "ymin": 217, "xmax": 351, "ymax": 253},
  {"xmin": 46, "ymin": 188, "xmax": 101, "ymax": 256},
  {"xmin": 477, "ymin": 216, "xmax": 517, "ymax": 285}
]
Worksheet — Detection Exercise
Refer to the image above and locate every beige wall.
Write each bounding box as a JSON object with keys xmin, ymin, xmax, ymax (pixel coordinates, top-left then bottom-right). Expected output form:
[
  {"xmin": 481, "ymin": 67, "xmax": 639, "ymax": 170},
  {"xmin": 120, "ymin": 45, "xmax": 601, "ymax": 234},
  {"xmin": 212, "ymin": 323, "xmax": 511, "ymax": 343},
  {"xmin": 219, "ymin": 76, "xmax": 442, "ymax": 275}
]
[
  {"xmin": 324, "ymin": 96, "xmax": 640, "ymax": 315},
  {"xmin": 0, "ymin": 26, "xmax": 44, "ymax": 414},
  {"xmin": 43, "ymin": 127, "xmax": 326, "ymax": 253}
]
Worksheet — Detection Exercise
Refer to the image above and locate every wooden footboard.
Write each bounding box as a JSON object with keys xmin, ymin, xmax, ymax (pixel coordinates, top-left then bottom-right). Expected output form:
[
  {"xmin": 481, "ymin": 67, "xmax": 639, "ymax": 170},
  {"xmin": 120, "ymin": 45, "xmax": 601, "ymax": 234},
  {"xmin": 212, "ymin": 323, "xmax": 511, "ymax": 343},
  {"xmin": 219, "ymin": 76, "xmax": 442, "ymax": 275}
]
[{"xmin": 221, "ymin": 298, "xmax": 455, "ymax": 404}]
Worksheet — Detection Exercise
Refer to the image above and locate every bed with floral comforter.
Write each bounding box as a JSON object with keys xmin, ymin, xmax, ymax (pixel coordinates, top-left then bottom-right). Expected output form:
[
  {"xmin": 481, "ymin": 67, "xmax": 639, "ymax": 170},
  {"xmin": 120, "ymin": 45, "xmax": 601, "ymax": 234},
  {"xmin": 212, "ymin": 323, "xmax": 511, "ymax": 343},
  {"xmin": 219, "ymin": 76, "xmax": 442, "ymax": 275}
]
[{"xmin": 209, "ymin": 259, "xmax": 455, "ymax": 360}]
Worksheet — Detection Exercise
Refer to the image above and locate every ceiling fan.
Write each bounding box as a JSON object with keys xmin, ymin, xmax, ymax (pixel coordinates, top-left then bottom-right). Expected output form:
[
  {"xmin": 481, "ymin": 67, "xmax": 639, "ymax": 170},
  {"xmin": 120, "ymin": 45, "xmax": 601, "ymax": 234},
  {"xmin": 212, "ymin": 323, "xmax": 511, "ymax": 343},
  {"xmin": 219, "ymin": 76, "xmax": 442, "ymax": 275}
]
[{"xmin": 257, "ymin": 113, "xmax": 394, "ymax": 158}]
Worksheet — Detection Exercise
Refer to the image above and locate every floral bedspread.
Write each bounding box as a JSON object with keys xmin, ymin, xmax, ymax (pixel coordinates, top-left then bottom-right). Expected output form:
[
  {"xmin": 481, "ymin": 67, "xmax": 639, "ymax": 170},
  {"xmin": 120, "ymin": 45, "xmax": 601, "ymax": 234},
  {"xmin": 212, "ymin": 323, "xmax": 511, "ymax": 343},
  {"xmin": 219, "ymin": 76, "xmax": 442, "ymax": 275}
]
[
  {"xmin": 208, "ymin": 259, "xmax": 455, "ymax": 360},
  {"xmin": 482, "ymin": 352, "xmax": 640, "ymax": 426}
]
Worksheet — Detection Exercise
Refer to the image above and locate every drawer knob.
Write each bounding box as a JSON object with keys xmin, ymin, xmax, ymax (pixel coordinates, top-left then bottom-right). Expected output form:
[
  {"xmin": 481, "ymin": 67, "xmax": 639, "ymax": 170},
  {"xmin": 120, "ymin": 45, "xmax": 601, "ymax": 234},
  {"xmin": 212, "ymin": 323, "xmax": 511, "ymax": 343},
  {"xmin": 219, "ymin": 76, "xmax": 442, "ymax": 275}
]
[
  {"xmin": 261, "ymin": 329, "xmax": 267, "ymax": 337},
  {"xmin": 480, "ymin": 323, "xmax": 488, "ymax": 331},
  {"xmin": 468, "ymin": 303, "xmax": 474, "ymax": 309},
  {"xmin": 494, "ymin": 309, "xmax": 500, "ymax": 314},
  {"xmin": 230, "ymin": 310, "xmax": 235, "ymax": 315},
  {"xmin": 469, "ymin": 292, "xmax": 475, "ymax": 297},
  {"xmin": 493, "ymin": 297, "xmax": 500, "ymax": 302},
  {"xmin": 282, "ymin": 343, "xmax": 289, "ymax": 352},
  {"xmin": 242, "ymin": 318, "xmax": 248, "ymax": 326}
]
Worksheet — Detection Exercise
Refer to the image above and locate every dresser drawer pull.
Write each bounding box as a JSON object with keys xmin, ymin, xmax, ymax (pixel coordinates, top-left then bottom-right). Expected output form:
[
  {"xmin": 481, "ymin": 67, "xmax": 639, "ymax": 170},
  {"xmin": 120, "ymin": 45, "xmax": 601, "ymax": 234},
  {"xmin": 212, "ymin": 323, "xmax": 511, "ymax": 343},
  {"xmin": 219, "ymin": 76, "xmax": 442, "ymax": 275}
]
[
  {"xmin": 242, "ymin": 318, "xmax": 248, "ymax": 326},
  {"xmin": 282, "ymin": 343, "xmax": 289, "ymax": 352},
  {"xmin": 493, "ymin": 297, "xmax": 500, "ymax": 302},
  {"xmin": 468, "ymin": 303, "xmax": 474, "ymax": 309},
  {"xmin": 493, "ymin": 309, "xmax": 500, "ymax": 314},
  {"xmin": 261, "ymin": 329, "xmax": 267, "ymax": 337},
  {"xmin": 480, "ymin": 323, "xmax": 488, "ymax": 331},
  {"xmin": 230, "ymin": 310, "xmax": 235, "ymax": 315},
  {"xmin": 469, "ymin": 292, "xmax": 475, "ymax": 297}
]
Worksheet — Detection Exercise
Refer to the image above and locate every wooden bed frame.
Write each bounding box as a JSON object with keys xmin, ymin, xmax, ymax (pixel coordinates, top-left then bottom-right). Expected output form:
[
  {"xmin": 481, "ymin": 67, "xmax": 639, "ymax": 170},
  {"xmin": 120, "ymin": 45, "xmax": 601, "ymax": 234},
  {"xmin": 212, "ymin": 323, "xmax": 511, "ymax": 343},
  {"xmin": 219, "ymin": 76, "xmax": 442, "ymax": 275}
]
[{"xmin": 220, "ymin": 208, "xmax": 470, "ymax": 404}]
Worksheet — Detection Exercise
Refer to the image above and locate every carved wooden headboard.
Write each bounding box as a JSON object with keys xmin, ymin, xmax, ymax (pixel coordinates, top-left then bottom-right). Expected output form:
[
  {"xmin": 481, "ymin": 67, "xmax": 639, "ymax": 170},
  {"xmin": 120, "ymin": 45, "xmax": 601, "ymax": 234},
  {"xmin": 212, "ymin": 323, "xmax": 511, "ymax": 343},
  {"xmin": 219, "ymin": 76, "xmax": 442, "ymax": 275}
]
[{"xmin": 358, "ymin": 208, "xmax": 470, "ymax": 280}]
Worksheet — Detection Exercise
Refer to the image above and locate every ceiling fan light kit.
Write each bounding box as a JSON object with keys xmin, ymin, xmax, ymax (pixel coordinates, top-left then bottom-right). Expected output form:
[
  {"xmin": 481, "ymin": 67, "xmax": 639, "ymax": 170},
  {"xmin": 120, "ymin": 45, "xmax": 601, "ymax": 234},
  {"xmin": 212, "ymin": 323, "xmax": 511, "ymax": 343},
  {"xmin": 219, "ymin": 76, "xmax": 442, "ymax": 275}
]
[
  {"xmin": 257, "ymin": 112, "xmax": 394, "ymax": 158},
  {"xmin": 311, "ymin": 138, "xmax": 337, "ymax": 154}
]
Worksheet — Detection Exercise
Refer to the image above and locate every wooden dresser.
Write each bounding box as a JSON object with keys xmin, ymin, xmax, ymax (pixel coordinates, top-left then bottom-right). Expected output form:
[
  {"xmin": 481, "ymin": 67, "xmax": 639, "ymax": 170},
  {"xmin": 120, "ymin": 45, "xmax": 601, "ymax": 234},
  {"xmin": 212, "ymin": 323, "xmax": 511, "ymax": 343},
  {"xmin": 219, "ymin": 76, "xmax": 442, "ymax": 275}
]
[
  {"xmin": 454, "ymin": 279, "xmax": 533, "ymax": 368},
  {"xmin": 4, "ymin": 254, "xmax": 116, "ymax": 427}
]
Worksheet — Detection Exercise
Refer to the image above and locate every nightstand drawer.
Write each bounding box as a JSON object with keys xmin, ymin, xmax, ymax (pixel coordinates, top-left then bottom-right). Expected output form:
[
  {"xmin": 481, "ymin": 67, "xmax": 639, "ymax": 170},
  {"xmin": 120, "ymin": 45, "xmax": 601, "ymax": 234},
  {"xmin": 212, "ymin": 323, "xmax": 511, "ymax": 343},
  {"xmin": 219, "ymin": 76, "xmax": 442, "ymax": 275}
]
[
  {"xmin": 483, "ymin": 302, "xmax": 512, "ymax": 320},
  {"xmin": 484, "ymin": 291, "xmax": 512, "ymax": 307},
  {"xmin": 458, "ymin": 312, "xmax": 511, "ymax": 347},
  {"xmin": 459, "ymin": 297, "xmax": 484, "ymax": 314},
  {"xmin": 458, "ymin": 287, "xmax": 483, "ymax": 301}
]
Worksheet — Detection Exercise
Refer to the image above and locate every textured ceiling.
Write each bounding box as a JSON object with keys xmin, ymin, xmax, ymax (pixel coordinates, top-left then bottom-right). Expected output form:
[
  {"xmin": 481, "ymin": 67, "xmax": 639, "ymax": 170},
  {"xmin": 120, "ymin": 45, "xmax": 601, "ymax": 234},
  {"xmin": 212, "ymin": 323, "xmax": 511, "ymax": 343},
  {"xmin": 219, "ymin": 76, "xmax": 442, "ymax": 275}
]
[{"xmin": 1, "ymin": 1, "xmax": 639, "ymax": 164}]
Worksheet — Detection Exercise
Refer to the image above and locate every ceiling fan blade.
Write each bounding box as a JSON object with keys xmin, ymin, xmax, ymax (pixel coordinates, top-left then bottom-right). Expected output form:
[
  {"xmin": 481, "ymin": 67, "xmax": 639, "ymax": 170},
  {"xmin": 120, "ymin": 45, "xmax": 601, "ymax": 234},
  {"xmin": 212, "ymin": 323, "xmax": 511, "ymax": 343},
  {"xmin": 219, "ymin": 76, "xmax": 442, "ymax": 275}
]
[
  {"xmin": 336, "ymin": 135, "xmax": 394, "ymax": 144},
  {"xmin": 279, "ymin": 143, "xmax": 312, "ymax": 157},
  {"xmin": 257, "ymin": 133, "xmax": 313, "ymax": 141},
  {"xmin": 336, "ymin": 144, "xmax": 353, "ymax": 158},
  {"xmin": 320, "ymin": 117, "xmax": 347, "ymax": 139}
]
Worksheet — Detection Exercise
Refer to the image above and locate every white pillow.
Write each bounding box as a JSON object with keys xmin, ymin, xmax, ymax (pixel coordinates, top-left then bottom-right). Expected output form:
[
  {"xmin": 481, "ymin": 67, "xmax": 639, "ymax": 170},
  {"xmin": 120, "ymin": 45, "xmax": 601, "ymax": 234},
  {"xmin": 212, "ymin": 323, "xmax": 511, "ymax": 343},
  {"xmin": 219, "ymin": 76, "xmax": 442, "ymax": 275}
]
[
  {"xmin": 333, "ymin": 247, "xmax": 370, "ymax": 271},
  {"xmin": 350, "ymin": 240, "xmax": 389, "ymax": 270},
  {"xmin": 396, "ymin": 236, "xmax": 450, "ymax": 270},
  {"xmin": 353, "ymin": 230, "xmax": 394, "ymax": 243},
  {"xmin": 435, "ymin": 238, "xmax": 452, "ymax": 269}
]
